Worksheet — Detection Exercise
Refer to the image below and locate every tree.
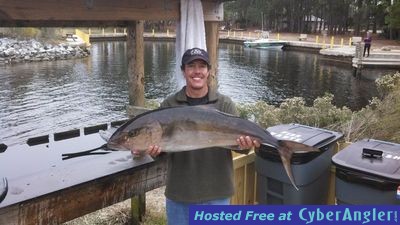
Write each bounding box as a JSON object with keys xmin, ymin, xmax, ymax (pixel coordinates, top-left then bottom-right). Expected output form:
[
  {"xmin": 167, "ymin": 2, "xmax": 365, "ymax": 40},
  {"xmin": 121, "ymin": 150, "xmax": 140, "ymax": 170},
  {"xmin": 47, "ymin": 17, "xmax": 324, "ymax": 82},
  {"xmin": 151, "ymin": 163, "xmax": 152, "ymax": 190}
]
[
  {"xmin": 223, "ymin": 0, "xmax": 390, "ymax": 36},
  {"xmin": 385, "ymin": 0, "xmax": 400, "ymax": 39},
  {"xmin": 386, "ymin": 1, "xmax": 400, "ymax": 29}
]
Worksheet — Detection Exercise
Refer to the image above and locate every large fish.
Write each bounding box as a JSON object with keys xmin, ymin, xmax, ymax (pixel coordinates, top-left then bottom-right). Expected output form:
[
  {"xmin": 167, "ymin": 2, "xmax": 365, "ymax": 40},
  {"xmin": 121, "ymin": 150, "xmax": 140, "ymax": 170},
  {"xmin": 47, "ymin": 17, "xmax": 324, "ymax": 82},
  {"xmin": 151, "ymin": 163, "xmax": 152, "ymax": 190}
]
[{"xmin": 107, "ymin": 106, "xmax": 319, "ymax": 190}]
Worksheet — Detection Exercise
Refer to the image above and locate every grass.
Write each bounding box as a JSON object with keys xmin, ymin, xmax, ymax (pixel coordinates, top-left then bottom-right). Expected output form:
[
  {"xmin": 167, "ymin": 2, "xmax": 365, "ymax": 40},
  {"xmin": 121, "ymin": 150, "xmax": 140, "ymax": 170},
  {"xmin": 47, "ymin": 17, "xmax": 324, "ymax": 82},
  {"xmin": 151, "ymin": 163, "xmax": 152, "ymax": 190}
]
[{"xmin": 64, "ymin": 199, "xmax": 133, "ymax": 225}]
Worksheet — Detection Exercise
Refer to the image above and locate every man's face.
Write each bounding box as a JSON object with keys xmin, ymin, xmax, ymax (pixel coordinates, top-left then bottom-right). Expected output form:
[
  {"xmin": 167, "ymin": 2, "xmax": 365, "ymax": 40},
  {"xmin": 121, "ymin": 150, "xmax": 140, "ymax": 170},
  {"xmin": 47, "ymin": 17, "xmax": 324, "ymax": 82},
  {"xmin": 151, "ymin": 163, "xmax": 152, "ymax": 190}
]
[{"xmin": 183, "ymin": 60, "xmax": 209, "ymax": 90}]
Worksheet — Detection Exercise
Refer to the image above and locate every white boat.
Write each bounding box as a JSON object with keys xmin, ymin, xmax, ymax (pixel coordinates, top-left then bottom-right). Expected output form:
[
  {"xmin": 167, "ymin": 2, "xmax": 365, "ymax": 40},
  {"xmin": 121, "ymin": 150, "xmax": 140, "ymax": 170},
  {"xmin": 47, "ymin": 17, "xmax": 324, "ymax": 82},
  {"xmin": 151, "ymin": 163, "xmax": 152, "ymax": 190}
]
[
  {"xmin": 243, "ymin": 38, "xmax": 287, "ymax": 49},
  {"xmin": 65, "ymin": 34, "xmax": 86, "ymax": 47}
]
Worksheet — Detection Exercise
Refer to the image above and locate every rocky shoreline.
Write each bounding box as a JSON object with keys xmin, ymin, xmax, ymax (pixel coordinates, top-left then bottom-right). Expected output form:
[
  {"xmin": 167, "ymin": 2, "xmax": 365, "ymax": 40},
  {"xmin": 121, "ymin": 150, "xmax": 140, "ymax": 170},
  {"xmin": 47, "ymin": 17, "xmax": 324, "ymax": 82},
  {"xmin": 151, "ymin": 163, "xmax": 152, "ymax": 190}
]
[{"xmin": 0, "ymin": 38, "xmax": 90, "ymax": 65}]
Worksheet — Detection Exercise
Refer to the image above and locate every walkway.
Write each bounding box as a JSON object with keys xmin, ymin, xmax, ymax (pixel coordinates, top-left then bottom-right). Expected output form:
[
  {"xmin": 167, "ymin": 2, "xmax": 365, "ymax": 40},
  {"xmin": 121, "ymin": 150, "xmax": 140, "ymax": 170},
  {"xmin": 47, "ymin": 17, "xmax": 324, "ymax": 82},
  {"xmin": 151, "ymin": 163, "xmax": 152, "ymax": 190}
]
[
  {"xmin": 86, "ymin": 29, "xmax": 400, "ymax": 69},
  {"xmin": 219, "ymin": 31, "xmax": 400, "ymax": 69}
]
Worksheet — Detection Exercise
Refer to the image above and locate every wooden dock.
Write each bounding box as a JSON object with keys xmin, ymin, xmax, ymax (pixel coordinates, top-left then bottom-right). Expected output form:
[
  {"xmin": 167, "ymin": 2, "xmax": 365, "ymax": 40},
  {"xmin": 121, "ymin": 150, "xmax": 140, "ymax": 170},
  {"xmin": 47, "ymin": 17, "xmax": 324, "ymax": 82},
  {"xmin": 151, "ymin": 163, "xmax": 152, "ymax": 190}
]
[{"xmin": 352, "ymin": 51, "xmax": 400, "ymax": 69}]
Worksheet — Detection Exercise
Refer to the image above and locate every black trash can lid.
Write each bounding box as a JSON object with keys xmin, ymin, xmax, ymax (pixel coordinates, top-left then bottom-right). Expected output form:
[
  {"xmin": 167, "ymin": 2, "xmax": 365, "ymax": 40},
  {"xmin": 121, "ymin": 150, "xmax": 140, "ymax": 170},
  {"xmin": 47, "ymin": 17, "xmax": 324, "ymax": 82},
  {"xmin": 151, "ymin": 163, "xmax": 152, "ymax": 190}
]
[
  {"xmin": 268, "ymin": 124, "xmax": 343, "ymax": 149},
  {"xmin": 257, "ymin": 124, "xmax": 343, "ymax": 164},
  {"xmin": 332, "ymin": 139, "xmax": 400, "ymax": 181}
]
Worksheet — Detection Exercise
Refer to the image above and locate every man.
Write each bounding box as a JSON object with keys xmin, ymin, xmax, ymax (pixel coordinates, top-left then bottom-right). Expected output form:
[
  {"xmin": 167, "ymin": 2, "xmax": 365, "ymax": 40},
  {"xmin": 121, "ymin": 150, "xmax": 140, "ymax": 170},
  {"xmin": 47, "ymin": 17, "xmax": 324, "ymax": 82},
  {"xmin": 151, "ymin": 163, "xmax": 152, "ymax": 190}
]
[
  {"xmin": 133, "ymin": 47, "xmax": 259, "ymax": 225},
  {"xmin": 363, "ymin": 32, "xmax": 372, "ymax": 57}
]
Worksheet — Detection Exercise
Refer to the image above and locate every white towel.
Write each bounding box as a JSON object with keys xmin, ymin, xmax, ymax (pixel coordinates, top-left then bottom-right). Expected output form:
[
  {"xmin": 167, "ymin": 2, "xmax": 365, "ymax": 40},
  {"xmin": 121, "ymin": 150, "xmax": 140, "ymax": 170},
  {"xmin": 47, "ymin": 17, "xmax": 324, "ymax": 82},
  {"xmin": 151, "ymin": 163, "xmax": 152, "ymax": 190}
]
[{"xmin": 175, "ymin": 0, "xmax": 207, "ymax": 89}]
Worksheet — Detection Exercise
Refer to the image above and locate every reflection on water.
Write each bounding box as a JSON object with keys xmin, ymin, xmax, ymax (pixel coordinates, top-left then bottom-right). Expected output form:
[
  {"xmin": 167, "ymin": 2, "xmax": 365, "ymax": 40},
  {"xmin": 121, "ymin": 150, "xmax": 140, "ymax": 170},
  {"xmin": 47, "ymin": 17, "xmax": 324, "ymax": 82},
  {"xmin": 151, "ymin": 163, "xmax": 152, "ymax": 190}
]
[
  {"xmin": 0, "ymin": 41, "xmax": 395, "ymax": 146},
  {"xmin": 218, "ymin": 44, "xmax": 394, "ymax": 107}
]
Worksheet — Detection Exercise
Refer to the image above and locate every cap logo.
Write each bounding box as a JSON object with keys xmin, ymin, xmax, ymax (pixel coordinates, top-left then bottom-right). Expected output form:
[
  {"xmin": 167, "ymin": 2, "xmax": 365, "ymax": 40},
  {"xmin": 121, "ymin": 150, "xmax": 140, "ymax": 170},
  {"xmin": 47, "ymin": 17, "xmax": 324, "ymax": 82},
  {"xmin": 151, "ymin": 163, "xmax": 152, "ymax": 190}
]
[{"xmin": 190, "ymin": 49, "xmax": 203, "ymax": 56}]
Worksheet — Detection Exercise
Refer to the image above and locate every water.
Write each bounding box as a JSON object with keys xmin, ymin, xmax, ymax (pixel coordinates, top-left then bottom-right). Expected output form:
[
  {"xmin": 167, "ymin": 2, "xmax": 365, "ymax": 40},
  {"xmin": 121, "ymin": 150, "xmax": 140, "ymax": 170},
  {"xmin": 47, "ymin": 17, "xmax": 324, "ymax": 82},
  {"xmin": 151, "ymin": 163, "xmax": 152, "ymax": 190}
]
[
  {"xmin": 218, "ymin": 44, "xmax": 393, "ymax": 106},
  {"xmin": 0, "ymin": 41, "xmax": 395, "ymax": 146}
]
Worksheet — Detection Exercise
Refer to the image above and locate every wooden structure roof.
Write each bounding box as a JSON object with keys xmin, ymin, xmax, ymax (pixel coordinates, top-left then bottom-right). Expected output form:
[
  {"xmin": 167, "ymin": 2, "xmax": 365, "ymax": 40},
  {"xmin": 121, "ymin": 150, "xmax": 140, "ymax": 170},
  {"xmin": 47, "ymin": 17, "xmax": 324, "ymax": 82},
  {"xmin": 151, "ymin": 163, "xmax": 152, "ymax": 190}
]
[{"xmin": 0, "ymin": 0, "xmax": 229, "ymax": 26}]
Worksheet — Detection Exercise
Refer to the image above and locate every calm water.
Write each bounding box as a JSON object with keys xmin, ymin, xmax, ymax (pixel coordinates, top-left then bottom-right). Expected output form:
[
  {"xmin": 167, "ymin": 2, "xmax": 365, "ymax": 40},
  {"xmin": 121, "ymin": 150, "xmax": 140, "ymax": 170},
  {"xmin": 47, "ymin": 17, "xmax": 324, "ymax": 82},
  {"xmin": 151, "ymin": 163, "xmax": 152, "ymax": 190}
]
[{"xmin": 0, "ymin": 41, "xmax": 395, "ymax": 146}]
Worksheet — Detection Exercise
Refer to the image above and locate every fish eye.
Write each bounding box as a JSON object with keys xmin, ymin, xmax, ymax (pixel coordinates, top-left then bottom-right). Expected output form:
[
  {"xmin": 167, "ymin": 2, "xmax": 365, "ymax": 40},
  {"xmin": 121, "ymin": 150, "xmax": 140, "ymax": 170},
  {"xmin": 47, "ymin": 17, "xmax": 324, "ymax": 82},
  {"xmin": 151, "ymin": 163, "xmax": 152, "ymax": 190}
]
[
  {"xmin": 127, "ymin": 129, "xmax": 141, "ymax": 137},
  {"xmin": 128, "ymin": 131, "xmax": 135, "ymax": 137}
]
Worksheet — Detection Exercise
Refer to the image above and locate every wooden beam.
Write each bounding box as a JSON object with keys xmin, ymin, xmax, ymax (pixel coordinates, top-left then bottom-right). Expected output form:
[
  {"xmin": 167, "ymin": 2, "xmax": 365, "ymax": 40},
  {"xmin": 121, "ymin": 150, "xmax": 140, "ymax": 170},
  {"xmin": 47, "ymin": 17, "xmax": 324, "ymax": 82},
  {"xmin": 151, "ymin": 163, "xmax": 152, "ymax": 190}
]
[
  {"xmin": 203, "ymin": 1, "xmax": 224, "ymax": 21},
  {"xmin": 135, "ymin": 20, "xmax": 145, "ymax": 107},
  {"xmin": 0, "ymin": 21, "xmax": 141, "ymax": 27},
  {"xmin": 204, "ymin": 2, "xmax": 223, "ymax": 92},
  {"xmin": 0, "ymin": 0, "xmax": 226, "ymax": 26},
  {"xmin": 0, "ymin": 0, "xmax": 179, "ymax": 26},
  {"xmin": 205, "ymin": 21, "xmax": 220, "ymax": 91},
  {"xmin": 127, "ymin": 21, "xmax": 145, "ymax": 107}
]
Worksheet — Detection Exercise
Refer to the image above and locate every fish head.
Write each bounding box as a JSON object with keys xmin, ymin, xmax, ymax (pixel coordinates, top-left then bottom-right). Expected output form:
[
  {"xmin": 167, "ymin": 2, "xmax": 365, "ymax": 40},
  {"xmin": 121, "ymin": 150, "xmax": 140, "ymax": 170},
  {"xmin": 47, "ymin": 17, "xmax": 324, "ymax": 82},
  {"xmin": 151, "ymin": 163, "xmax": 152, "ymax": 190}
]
[{"xmin": 107, "ymin": 120, "xmax": 162, "ymax": 152}]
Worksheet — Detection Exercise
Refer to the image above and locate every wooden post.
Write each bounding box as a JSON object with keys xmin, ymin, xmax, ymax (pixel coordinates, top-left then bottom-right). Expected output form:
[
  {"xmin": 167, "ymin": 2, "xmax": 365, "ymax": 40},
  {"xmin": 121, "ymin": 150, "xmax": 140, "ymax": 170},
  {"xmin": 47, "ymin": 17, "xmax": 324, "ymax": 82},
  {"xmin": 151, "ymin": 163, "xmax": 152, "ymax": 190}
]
[
  {"xmin": 127, "ymin": 21, "xmax": 145, "ymax": 110},
  {"xmin": 131, "ymin": 193, "xmax": 146, "ymax": 224},
  {"xmin": 205, "ymin": 21, "xmax": 219, "ymax": 92},
  {"xmin": 126, "ymin": 21, "xmax": 147, "ymax": 222}
]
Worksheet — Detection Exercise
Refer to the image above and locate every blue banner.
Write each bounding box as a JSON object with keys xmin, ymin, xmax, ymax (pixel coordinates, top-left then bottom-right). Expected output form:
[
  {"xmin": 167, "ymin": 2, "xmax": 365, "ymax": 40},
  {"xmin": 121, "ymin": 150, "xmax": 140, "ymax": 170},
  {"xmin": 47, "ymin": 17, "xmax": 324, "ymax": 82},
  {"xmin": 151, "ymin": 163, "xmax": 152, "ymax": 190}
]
[{"xmin": 189, "ymin": 205, "xmax": 399, "ymax": 225}]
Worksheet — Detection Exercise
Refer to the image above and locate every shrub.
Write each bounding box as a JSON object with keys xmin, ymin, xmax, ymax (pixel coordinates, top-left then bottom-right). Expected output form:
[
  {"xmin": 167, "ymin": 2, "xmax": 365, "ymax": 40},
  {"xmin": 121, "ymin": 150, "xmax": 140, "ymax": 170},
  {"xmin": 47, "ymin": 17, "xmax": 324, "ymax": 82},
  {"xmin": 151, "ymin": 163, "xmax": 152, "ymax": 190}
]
[
  {"xmin": 237, "ymin": 93, "xmax": 352, "ymax": 130},
  {"xmin": 237, "ymin": 71, "xmax": 400, "ymax": 143}
]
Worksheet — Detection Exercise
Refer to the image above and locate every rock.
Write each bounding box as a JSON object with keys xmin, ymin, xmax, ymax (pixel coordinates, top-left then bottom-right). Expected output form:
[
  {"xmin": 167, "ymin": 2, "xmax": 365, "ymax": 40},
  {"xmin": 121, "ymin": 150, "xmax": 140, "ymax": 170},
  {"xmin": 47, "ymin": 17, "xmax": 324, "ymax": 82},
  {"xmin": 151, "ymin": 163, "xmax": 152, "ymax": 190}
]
[
  {"xmin": 4, "ymin": 48, "xmax": 15, "ymax": 57},
  {"xmin": 381, "ymin": 46, "xmax": 391, "ymax": 51},
  {"xmin": 0, "ymin": 37, "xmax": 90, "ymax": 64},
  {"xmin": 39, "ymin": 48, "xmax": 47, "ymax": 53}
]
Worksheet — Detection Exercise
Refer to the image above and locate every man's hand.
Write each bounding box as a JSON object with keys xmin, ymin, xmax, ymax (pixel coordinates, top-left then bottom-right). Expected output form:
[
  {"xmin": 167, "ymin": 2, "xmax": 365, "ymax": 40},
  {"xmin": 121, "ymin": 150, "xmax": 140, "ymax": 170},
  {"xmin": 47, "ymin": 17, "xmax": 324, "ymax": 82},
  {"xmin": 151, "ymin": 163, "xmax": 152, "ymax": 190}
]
[
  {"xmin": 130, "ymin": 145, "xmax": 162, "ymax": 158},
  {"xmin": 237, "ymin": 136, "xmax": 260, "ymax": 150},
  {"xmin": 147, "ymin": 145, "xmax": 162, "ymax": 157}
]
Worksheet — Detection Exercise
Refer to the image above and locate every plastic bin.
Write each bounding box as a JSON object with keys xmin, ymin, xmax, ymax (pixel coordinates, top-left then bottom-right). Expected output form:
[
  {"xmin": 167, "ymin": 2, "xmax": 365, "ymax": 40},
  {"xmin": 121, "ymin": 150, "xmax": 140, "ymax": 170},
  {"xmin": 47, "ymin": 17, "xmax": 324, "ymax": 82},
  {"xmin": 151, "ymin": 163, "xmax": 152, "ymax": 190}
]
[
  {"xmin": 332, "ymin": 139, "xmax": 400, "ymax": 205},
  {"xmin": 255, "ymin": 124, "xmax": 343, "ymax": 204}
]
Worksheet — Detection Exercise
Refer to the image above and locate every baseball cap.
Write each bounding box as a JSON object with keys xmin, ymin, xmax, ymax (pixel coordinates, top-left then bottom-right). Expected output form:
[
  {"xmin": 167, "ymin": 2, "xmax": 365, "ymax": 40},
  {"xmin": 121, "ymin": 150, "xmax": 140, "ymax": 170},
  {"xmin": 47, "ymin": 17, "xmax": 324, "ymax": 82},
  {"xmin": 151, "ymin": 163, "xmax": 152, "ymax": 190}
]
[{"xmin": 181, "ymin": 48, "xmax": 210, "ymax": 67}]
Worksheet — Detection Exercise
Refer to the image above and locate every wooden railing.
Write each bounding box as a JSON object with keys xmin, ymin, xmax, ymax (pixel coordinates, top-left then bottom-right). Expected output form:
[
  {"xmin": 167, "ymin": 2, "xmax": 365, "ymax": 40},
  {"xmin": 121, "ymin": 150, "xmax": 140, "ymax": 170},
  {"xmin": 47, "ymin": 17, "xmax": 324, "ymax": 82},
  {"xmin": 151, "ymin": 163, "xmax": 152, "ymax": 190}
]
[{"xmin": 231, "ymin": 151, "xmax": 257, "ymax": 204}]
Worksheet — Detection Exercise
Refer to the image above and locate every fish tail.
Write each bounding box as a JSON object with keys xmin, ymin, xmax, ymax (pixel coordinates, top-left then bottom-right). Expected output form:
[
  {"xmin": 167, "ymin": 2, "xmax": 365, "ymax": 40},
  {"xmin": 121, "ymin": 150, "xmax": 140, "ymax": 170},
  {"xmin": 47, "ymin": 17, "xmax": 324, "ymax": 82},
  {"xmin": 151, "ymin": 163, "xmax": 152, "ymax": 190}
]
[{"xmin": 277, "ymin": 140, "xmax": 319, "ymax": 191}]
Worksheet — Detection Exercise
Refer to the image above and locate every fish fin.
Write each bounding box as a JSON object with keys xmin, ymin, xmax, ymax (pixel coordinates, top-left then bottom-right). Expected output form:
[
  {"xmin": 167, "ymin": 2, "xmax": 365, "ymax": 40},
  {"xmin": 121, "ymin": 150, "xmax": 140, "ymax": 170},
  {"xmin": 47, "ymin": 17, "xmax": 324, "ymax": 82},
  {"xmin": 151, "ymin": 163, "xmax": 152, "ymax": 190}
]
[
  {"xmin": 99, "ymin": 128, "xmax": 117, "ymax": 142},
  {"xmin": 280, "ymin": 140, "xmax": 320, "ymax": 153},
  {"xmin": 193, "ymin": 105, "xmax": 238, "ymax": 118},
  {"xmin": 221, "ymin": 145, "xmax": 241, "ymax": 151},
  {"xmin": 277, "ymin": 140, "xmax": 319, "ymax": 191},
  {"xmin": 162, "ymin": 120, "xmax": 195, "ymax": 140},
  {"xmin": 277, "ymin": 146, "xmax": 299, "ymax": 191},
  {"xmin": 0, "ymin": 177, "xmax": 8, "ymax": 203},
  {"xmin": 193, "ymin": 105, "xmax": 216, "ymax": 110}
]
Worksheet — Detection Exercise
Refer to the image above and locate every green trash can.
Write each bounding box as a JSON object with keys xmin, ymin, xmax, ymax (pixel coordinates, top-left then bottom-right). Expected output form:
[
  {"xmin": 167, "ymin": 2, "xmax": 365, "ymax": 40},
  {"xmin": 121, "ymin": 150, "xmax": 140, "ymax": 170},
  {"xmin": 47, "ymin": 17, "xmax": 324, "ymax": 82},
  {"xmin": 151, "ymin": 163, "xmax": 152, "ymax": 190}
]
[
  {"xmin": 332, "ymin": 139, "xmax": 400, "ymax": 205},
  {"xmin": 255, "ymin": 123, "xmax": 343, "ymax": 204}
]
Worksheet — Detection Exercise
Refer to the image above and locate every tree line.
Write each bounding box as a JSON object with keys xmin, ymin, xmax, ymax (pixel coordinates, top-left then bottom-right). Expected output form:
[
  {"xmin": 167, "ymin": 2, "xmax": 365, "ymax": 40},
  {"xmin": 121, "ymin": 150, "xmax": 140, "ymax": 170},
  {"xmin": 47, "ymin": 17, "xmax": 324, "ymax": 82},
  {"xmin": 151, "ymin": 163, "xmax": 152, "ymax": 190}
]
[{"xmin": 224, "ymin": 0, "xmax": 400, "ymax": 39}]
